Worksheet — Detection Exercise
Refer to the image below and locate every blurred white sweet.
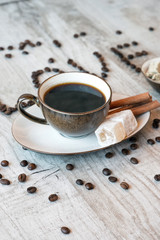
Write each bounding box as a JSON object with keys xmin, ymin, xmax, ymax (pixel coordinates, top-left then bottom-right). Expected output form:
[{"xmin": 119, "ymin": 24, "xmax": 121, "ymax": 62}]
[{"xmin": 146, "ymin": 60, "xmax": 160, "ymax": 82}]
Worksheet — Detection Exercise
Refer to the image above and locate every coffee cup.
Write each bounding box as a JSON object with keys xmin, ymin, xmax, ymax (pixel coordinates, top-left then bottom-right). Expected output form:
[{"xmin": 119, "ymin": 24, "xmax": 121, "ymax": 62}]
[{"xmin": 17, "ymin": 72, "xmax": 112, "ymax": 137}]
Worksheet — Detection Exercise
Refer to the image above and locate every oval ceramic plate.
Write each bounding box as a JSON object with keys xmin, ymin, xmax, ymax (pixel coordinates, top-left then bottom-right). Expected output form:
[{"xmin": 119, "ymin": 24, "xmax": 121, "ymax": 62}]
[{"xmin": 12, "ymin": 93, "xmax": 150, "ymax": 155}]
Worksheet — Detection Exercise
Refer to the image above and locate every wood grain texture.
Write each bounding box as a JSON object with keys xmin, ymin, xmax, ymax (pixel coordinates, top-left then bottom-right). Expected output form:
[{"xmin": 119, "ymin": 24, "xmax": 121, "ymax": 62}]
[{"xmin": 0, "ymin": 0, "xmax": 160, "ymax": 239}]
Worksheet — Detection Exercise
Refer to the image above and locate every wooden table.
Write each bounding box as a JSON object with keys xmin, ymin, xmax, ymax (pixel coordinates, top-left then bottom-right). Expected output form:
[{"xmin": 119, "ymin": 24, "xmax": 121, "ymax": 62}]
[{"xmin": 0, "ymin": 0, "xmax": 160, "ymax": 239}]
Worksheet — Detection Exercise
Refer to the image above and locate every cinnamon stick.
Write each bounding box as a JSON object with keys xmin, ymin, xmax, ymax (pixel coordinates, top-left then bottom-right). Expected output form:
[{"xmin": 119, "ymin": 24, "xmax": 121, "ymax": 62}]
[
  {"xmin": 131, "ymin": 100, "xmax": 160, "ymax": 116},
  {"xmin": 110, "ymin": 92, "xmax": 151, "ymax": 109}
]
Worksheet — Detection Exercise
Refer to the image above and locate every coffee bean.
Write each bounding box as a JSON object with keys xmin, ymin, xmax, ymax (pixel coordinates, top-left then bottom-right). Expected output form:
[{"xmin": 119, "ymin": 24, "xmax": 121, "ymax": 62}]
[
  {"xmin": 19, "ymin": 42, "xmax": 26, "ymax": 50},
  {"xmin": 27, "ymin": 100, "xmax": 35, "ymax": 106},
  {"xmin": 85, "ymin": 182, "xmax": 94, "ymax": 190},
  {"xmin": 5, "ymin": 54, "xmax": 12, "ymax": 58},
  {"xmin": 105, "ymin": 152, "xmax": 114, "ymax": 158},
  {"xmin": 66, "ymin": 164, "xmax": 74, "ymax": 171},
  {"xmin": 53, "ymin": 40, "xmax": 62, "ymax": 47},
  {"xmin": 120, "ymin": 182, "xmax": 129, "ymax": 190},
  {"xmin": 4, "ymin": 110, "xmax": 12, "ymax": 115},
  {"xmin": 0, "ymin": 174, "xmax": 2, "ymax": 179},
  {"xmin": 76, "ymin": 179, "xmax": 84, "ymax": 185},
  {"xmin": 154, "ymin": 174, "xmax": 160, "ymax": 181},
  {"xmin": 28, "ymin": 163, "xmax": 37, "ymax": 170},
  {"xmin": 72, "ymin": 62, "xmax": 77, "ymax": 67},
  {"xmin": 27, "ymin": 41, "xmax": 35, "ymax": 47},
  {"xmin": 127, "ymin": 54, "xmax": 134, "ymax": 59},
  {"xmin": 101, "ymin": 73, "xmax": 107, "ymax": 78},
  {"xmin": 101, "ymin": 62, "xmax": 106, "ymax": 67},
  {"xmin": 147, "ymin": 139, "xmax": 155, "ymax": 145},
  {"xmin": 21, "ymin": 102, "xmax": 27, "ymax": 108},
  {"xmin": 123, "ymin": 43, "xmax": 130, "ymax": 47},
  {"xmin": 27, "ymin": 186, "xmax": 37, "ymax": 193},
  {"xmin": 117, "ymin": 44, "xmax": 123, "ymax": 49},
  {"xmin": 130, "ymin": 157, "xmax": 139, "ymax": 164},
  {"xmin": 59, "ymin": 70, "xmax": 64, "ymax": 73},
  {"xmin": 102, "ymin": 168, "xmax": 112, "ymax": 176},
  {"xmin": 18, "ymin": 173, "xmax": 27, "ymax": 182},
  {"xmin": 48, "ymin": 58, "xmax": 55, "ymax": 63},
  {"xmin": 130, "ymin": 143, "xmax": 138, "ymax": 150},
  {"xmin": 149, "ymin": 27, "xmax": 154, "ymax": 31},
  {"xmin": 67, "ymin": 59, "xmax": 73, "ymax": 64},
  {"xmin": 36, "ymin": 41, "xmax": 42, "ymax": 46},
  {"xmin": 8, "ymin": 46, "xmax": 14, "ymax": 50},
  {"xmin": 20, "ymin": 160, "xmax": 28, "ymax": 167},
  {"xmin": 73, "ymin": 34, "xmax": 79, "ymax": 38},
  {"xmin": 35, "ymin": 83, "xmax": 40, "ymax": 88},
  {"xmin": 44, "ymin": 67, "xmax": 51, "ymax": 72},
  {"xmin": 1, "ymin": 160, "xmax": 9, "ymax": 167},
  {"xmin": 80, "ymin": 32, "xmax": 86, "ymax": 36},
  {"xmin": 0, "ymin": 47, "xmax": 4, "ymax": 51},
  {"xmin": 142, "ymin": 50, "xmax": 148, "ymax": 56},
  {"xmin": 130, "ymin": 64, "xmax": 136, "ymax": 69},
  {"xmin": 121, "ymin": 149, "xmax": 130, "ymax": 155},
  {"xmin": 8, "ymin": 107, "xmax": 17, "ymax": 112},
  {"xmin": 155, "ymin": 136, "xmax": 160, "ymax": 142},
  {"xmin": 22, "ymin": 51, "xmax": 29, "ymax": 55},
  {"xmin": 108, "ymin": 176, "xmax": 117, "ymax": 182},
  {"xmin": 152, "ymin": 122, "xmax": 159, "ymax": 129},
  {"xmin": 48, "ymin": 194, "xmax": 58, "ymax": 202},
  {"xmin": 52, "ymin": 68, "xmax": 59, "ymax": 72},
  {"xmin": 135, "ymin": 67, "xmax": 141, "ymax": 73},
  {"xmin": 22, "ymin": 146, "xmax": 28, "ymax": 150},
  {"xmin": 101, "ymin": 67, "xmax": 109, "ymax": 72},
  {"xmin": 116, "ymin": 30, "xmax": 122, "ymax": 35},
  {"xmin": 61, "ymin": 227, "xmax": 70, "ymax": 234},
  {"xmin": 153, "ymin": 118, "xmax": 160, "ymax": 124},
  {"xmin": 0, "ymin": 104, "xmax": 7, "ymax": 112},
  {"xmin": 132, "ymin": 41, "xmax": 138, "ymax": 46},
  {"xmin": 0, "ymin": 179, "xmax": 10, "ymax": 185},
  {"xmin": 135, "ymin": 52, "xmax": 142, "ymax": 57},
  {"xmin": 125, "ymin": 60, "xmax": 131, "ymax": 66}
]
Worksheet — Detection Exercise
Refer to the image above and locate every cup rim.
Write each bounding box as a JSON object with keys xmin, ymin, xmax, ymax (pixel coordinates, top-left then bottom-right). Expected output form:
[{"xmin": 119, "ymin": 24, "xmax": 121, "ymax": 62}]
[{"xmin": 38, "ymin": 72, "xmax": 112, "ymax": 116}]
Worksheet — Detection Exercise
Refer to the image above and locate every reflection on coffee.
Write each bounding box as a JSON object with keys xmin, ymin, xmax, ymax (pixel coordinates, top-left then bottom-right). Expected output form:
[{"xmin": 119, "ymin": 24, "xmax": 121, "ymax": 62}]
[{"xmin": 44, "ymin": 83, "xmax": 106, "ymax": 113}]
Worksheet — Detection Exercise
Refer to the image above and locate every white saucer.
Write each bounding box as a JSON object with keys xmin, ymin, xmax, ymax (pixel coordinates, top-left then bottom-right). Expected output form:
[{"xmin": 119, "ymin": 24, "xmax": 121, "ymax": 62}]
[{"xmin": 12, "ymin": 93, "xmax": 150, "ymax": 155}]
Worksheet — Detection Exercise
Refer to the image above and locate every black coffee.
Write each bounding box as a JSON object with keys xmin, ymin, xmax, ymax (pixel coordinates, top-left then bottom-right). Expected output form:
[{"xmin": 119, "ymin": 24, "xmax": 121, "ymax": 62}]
[{"xmin": 44, "ymin": 83, "xmax": 105, "ymax": 113}]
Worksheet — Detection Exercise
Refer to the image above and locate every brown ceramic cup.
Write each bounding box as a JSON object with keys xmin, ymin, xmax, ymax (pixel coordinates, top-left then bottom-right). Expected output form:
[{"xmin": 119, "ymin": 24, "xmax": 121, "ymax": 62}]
[{"xmin": 17, "ymin": 72, "xmax": 112, "ymax": 138}]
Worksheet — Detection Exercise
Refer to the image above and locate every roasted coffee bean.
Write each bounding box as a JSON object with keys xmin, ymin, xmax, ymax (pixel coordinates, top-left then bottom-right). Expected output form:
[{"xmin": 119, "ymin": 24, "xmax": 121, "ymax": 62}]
[
  {"xmin": 19, "ymin": 42, "xmax": 26, "ymax": 50},
  {"xmin": 101, "ymin": 62, "xmax": 106, "ymax": 67},
  {"xmin": 22, "ymin": 51, "xmax": 29, "ymax": 55},
  {"xmin": 67, "ymin": 58, "xmax": 73, "ymax": 64},
  {"xmin": 152, "ymin": 122, "xmax": 159, "ymax": 129},
  {"xmin": 80, "ymin": 32, "xmax": 87, "ymax": 36},
  {"xmin": 130, "ymin": 143, "xmax": 138, "ymax": 150},
  {"xmin": 123, "ymin": 43, "xmax": 130, "ymax": 47},
  {"xmin": 149, "ymin": 27, "xmax": 154, "ymax": 31},
  {"xmin": 21, "ymin": 102, "xmax": 27, "ymax": 108},
  {"xmin": 99, "ymin": 56, "xmax": 104, "ymax": 62},
  {"xmin": 18, "ymin": 173, "xmax": 27, "ymax": 182},
  {"xmin": 20, "ymin": 160, "xmax": 28, "ymax": 167},
  {"xmin": 72, "ymin": 62, "xmax": 77, "ymax": 67},
  {"xmin": 147, "ymin": 139, "xmax": 155, "ymax": 145},
  {"xmin": 125, "ymin": 60, "xmax": 131, "ymax": 66},
  {"xmin": 101, "ymin": 73, "xmax": 107, "ymax": 78},
  {"xmin": 130, "ymin": 64, "xmax": 136, "ymax": 69},
  {"xmin": 108, "ymin": 176, "xmax": 117, "ymax": 182},
  {"xmin": 116, "ymin": 30, "xmax": 122, "ymax": 35},
  {"xmin": 76, "ymin": 179, "xmax": 84, "ymax": 185},
  {"xmin": 61, "ymin": 227, "xmax": 70, "ymax": 234},
  {"xmin": 153, "ymin": 118, "xmax": 160, "ymax": 124},
  {"xmin": 120, "ymin": 182, "xmax": 129, "ymax": 190},
  {"xmin": 132, "ymin": 41, "xmax": 138, "ymax": 46},
  {"xmin": 27, "ymin": 186, "xmax": 37, "ymax": 193},
  {"xmin": 121, "ymin": 148, "xmax": 130, "ymax": 155},
  {"xmin": 48, "ymin": 58, "xmax": 55, "ymax": 63},
  {"xmin": 101, "ymin": 67, "xmax": 109, "ymax": 72},
  {"xmin": 35, "ymin": 83, "xmax": 40, "ymax": 88},
  {"xmin": 154, "ymin": 174, "xmax": 160, "ymax": 181},
  {"xmin": 8, "ymin": 46, "xmax": 14, "ymax": 50},
  {"xmin": 8, "ymin": 107, "xmax": 17, "ymax": 112},
  {"xmin": 44, "ymin": 67, "xmax": 51, "ymax": 72},
  {"xmin": 28, "ymin": 41, "xmax": 35, "ymax": 47},
  {"xmin": 33, "ymin": 79, "xmax": 39, "ymax": 84},
  {"xmin": 5, "ymin": 54, "xmax": 12, "ymax": 58},
  {"xmin": 155, "ymin": 136, "xmax": 160, "ymax": 142},
  {"xmin": 66, "ymin": 164, "xmax": 74, "ymax": 171},
  {"xmin": 105, "ymin": 152, "xmax": 114, "ymax": 158},
  {"xmin": 102, "ymin": 168, "xmax": 112, "ymax": 176},
  {"xmin": 22, "ymin": 146, "xmax": 28, "ymax": 150},
  {"xmin": 130, "ymin": 157, "xmax": 139, "ymax": 164},
  {"xmin": 121, "ymin": 57, "xmax": 127, "ymax": 62},
  {"xmin": 28, "ymin": 163, "xmax": 37, "ymax": 170},
  {"xmin": 1, "ymin": 160, "xmax": 9, "ymax": 167},
  {"xmin": 117, "ymin": 44, "xmax": 123, "ymax": 49},
  {"xmin": 52, "ymin": 68, "xmax": 59, "ymax": 72},
  {"xmin": 0, "ymin": 179, "xmax": 10, "ymax": 185},
  {"xmin": 0, "ymin": 174, "xmax": 2, "ymax": 179},
  {"xmin": 127, "ymin": 54, "xmax": 134, "ymax": 59},
  {"xmin": 48, "ymin": 194, "xmax": 58, "ymax": 202},
  {"xmin": 36, "ymin": 41, "xmax": 42, "ymax": 46},
  {"xmin": 59, "ymin": 70, "xmax": 65, "ymax": 73},
  {"xmin": 24, "ymin": 40, "xmax": 31, "ymax": 44},
  {"xmin": 85, "ymin": 182, "xmax": 94, "ymax": 190},
  {"xmin": 0, "ymin": 47, "xmax": 4, "ymax": 51},
  {"xmin": 135, "ymin": 52, "xmax": 142, "ymax": 57},
  {"xmin": 53, "ymin": 40, "xmax": 62, "ymax": 47},
  {"xmin": 4, "ymin": 110, "xmax": 12, "ymax": 115},
  {"xmin": 135, "ymin": 67, "xmax": 141, "ymax": 73},
  {"xmin": 142, "ymin": 50, "xmax": 148, "ymax": 56},
  {"xmin": 27, "ymin": 100, "xmax": 34, "ymax": 107},
  {"xmin": 0, "ymin": 104, "xmax": 7, "ymax": 112},
  {"xmin": 73, "ymin": 34, "xmax": 79, "ymax": 38},
  {"xmin": 77, "ymin": 66, "xmax": 83, "ymax": 71}
]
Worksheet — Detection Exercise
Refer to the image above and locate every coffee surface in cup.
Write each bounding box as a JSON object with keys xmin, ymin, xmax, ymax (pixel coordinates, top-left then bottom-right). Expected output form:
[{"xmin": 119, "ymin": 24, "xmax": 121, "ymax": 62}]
[{"xmin": 44, "ymin": 83, "xmax": 105, "ymax": 113}]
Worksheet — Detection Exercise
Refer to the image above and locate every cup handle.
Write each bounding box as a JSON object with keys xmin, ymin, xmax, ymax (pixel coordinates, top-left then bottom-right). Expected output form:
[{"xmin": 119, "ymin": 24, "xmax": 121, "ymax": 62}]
[{"xmin": 17, "ymin": 94, "xmax": 48, "ymax": 124}]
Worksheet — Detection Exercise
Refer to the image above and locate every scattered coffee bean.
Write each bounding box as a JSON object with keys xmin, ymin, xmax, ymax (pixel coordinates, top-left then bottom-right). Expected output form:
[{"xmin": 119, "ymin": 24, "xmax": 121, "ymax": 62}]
[
  {"xmin": 22, "ymin": 51, "xmax": 29, "ymax": 55},
  {"xmin": 0, "ymin": 179, "xmax": 10, "ymax": 185},
  {"xmin": 135, "ymin": 52, "xmax": 142, "ymax": 57},
  {"xmin": 48, "ymin": 58, "xmax": 55, "ymax": 63},
  {"xmin": 121, "ymin": 149, "xmax": 130, "ymax": 155},
  {"xmin": 142, "ymin": 50, "xmax": 148, "ymax": 56},
  {"xmin": 135, "ymin": 67, "xmax": 141, "ymax": 73},
  {"xmin": 152, "ymin": 122, "xmax": 159, "ymax": 129},
  {"xmin": 130, "ymin": 143, "xmax": 138, "ymax": 150},
  {"xmin": 153, "ymin": 118, "xmax": 160, "ymax": 124},
  {"xmin": 1, "ymin": 160, "xmax": 9, "ymax": 167},
  {"xmin": 22, "ymin": 146, "xmax": 28, "ymax": 150},
  {"xmin": 101, "ymin": 67, "xmax": 109, "ymax": 72},
  {"xmin": 127, "ymin": 54, "xmax": 134, "ymax": 59},
  {"xmin": 48, "ymin": 194, "xmax": 58, "ymax": 202},
  {"xmin": 101, "ymin": 62, "xmax": 106, "ymax": 67},
  {"xmin": 8, "ymin": 46, "xmax": 14, "ymax": 50},
  {"xmin": 130, "ymin": 157, "xmax": 139, "ymax": 164},
  {"xmin": 66, "ymin": 164, "xmax": 74, "ymax": 171},
  {"xmin": 20, "ymin": 160, "xmax": 28, "ymax": 167},
  {"xmin": 102, "ymin": 168, "xmax": 112, "ymax": 176},
  {"xmin": 18, "ymin": 173, "xmax": 27, "ymax": 182},
  {"xmin": 27, "ymin": 186, "xmax": 37, "ymax": 194},
  {"xmin": 28, "ymin": 163, "xmax": 37, "ymax": 170},
  {"xmin": 105, "ymin": 152, "xmax": 114, "ymax": 158},
  {"xmin": 116, "ymin": 30, "xmax": 122, "ymax": 35},
  {"xmin": 120, "ymin": 182, "xmax": 129, "ymax": 190},
  {"xmin": 101, "ymin": 72, "xmax": 107, "ymax": 78},
  {"xmin": 129, "ymin": 136, "xmax": 137, "ymax": 142},
  {"xmin": 67, "ymin": 58, "xmax": 73, "ymax": 64},
  {"xmin": 27, "ymin": 41, "xmax": 35, "ymax": 47},
  {"xmin": 155, "ymin": 136, "xmax": 160, "ymax": 142},
  {"xmin": 0, "ymin": 174, "xmax": 2, "ymax": 179},
  {"xmin": 154, "ymin": 174, "xmax": 160, "ymax": 181},
  {"xmin": 73, "ymin": 34, "xmax": 79, "ymax": 38},
  {"xmin": 44, "ymin": 67, "xmax": 51, "ymax": 72},
  {"xmin": 123, "ymin": 43, "xmax": 130, "ymax": 48},
  {"xmin": 108, "ymin": 176, "xmax": 117, "ymax": 183},
  {"xmin": 61, "ymin": 227, "xmax": 70, "ymax": 234},
  {"xmin": 35, "ymin": 83, "xmax": 40, "ymax": 88},
  {"xmin": 130, "ymin": 64, "xmax": 136, "ymax": 69},
  {"xmin": 36, "ymin": 41, "xmax": 42, "ymax": 46},
  {"xmin": 8, "ymin": 107, "xmax": 17, "ymax": 112},
  {"xmin": 19, "ymin": 42, "xmax": 26, "ymax": 50},
  {"xmin": 5, "ymin": 54, "xmax": 12, "ymax": 58},
  {"xmin": 53, "ymin": 40, "xmax": 62, "ymax": 47},
  {"xmin": 147, "ymin": 139, "xmax": 155, "ymax": 145},
  {"xmin": 0, "ymin": 104, "xmax": 7, "ymax": 112},
  {"xmin": 0, "ymin": 47, "xmax": 4, "ymax": 51},
  {"xmin": 132, "ymin": 41, "xmax": 138, "ymax": 46},
  {"xmin": 76, "ymin": 179, "xmax": 84, "ymax": 185},
  {"xmin": 4, "ymin": 110, "xmax": 12, "ymax": 115},
  {"xmin": 52, "ymin": 68, "xmax": 59, "ymax": 72},
  {"xmin": 117, "ymin": 44, "xmax": 123, "ymax": 49},
  {"xmin": 149, "ymin": 27, "xmax": 154, "ymax": 31},
  {"xmin": 125, "ymin": 60, "xmax": 131, "ymax": 66},
  {"xmin": 80, "ymin": 32, "xmax": 87, "ymax": 36},
  {"xmin": 85, "ymin": 182, "xmax": 94, "ymax": 190}
]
